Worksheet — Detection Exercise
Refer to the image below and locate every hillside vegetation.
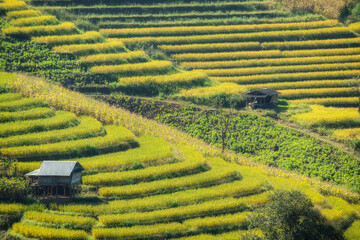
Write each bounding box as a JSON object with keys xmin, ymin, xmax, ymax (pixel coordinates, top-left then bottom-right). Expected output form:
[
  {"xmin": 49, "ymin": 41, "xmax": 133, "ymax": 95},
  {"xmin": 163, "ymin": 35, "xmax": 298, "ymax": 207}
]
[{"xmin": 0, "ymin": 71, "xmax": 359, "ymax": 240}]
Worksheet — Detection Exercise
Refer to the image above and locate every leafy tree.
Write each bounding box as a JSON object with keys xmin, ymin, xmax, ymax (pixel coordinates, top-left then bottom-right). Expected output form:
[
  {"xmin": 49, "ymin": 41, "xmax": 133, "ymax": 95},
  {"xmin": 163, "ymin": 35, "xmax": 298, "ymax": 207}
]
[{"xmin": 248, "ymin": 190, "xmax": 344, "ymax": 240}]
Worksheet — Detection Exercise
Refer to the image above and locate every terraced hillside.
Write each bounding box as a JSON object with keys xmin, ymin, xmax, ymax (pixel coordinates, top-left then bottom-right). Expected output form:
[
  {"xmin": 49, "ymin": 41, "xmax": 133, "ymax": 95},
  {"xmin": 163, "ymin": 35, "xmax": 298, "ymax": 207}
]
[
  {"xmin": 28, "ymin": 0, "xmax": 359, "ymax": 103},
  {"xmin": 0, "ymin": 71, "xmax": 360, "ymax": 239},
  {"xmin": 0, "ymin": 0, "xmax": 209, "ymax": 96}
]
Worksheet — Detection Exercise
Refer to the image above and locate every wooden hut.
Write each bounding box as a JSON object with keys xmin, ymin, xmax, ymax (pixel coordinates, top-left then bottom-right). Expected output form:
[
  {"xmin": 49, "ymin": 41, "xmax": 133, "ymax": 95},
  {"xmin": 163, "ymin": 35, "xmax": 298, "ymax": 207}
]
[
  {"xmin": 25, "ymin": 161, "xmax": 84, "ymax": 200},
  {"xmin": 243, "ymin": 88, "xmax": 280, "ymax": 108}
]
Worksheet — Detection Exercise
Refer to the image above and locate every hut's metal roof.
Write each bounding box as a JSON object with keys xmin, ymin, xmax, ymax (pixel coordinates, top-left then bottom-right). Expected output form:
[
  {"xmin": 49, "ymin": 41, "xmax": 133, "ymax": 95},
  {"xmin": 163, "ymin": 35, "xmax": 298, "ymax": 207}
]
[{"xmin": 25, "ymin": 161, "xmax": 84, "ymax": 177}]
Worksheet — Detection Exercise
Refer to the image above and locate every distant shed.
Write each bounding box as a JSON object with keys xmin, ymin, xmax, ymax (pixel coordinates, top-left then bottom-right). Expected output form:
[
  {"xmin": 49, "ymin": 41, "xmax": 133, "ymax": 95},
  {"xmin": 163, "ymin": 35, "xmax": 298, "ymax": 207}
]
[
  {"xmin": 26, "ymin": 161, "xmax": 84, "ymax": 200},
  {"xmin": 243, "ymin": 88, "xmax": 280, "ymax": 108}
]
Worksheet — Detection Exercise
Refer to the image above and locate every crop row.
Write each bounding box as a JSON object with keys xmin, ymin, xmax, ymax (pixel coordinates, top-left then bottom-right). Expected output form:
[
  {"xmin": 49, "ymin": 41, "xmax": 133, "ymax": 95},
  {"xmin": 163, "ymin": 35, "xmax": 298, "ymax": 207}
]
[
  {"xmin": 0, "ymin": 107, "xmax": 54, "ymax": 123},
  {"xmin": 6, "ymin": 9, "xmax": 42, "ymax": 19},
  {"xmin": 0, "ymin": 97, "xmax": 48, "ymax": 111},
  {"xmin": 56, "ymin": 174, "xmax": 266, "ymax": 214},
  {"xmin": 83, "ymin": 145, "xmax": 206, "ymax": 186},
  {"xmin": 92, "ymin": 211, "xmax": 249, "ymax": 239},
  {"xmin": 201, "ymin": 62, "xmax": 360, "ymax": 77},
  {"xmin": 33, "ymin": 31, "xmax": 103, "ymax": 46},
  {"xmin": 290, "ymin": 97, "xmax": 358, "ymax": 107},
  {"xmin": 179, "ymin": 82, "xmax": 247, "ymax": 97},
  {"xmin": 211, "ymin": 70, "xmax": 360, "ymax": 84},
  {"xmin": 345, "ymin": 220, "xmax": 360, "ymax": 240},
  {"xmin": 279, "ymin": 87, "xmax": 353, "ymax": 99},
  {"xmin": 3, "ymin": 22, "xmax": 78, "ymax": 36},
  {"xmin": 52, "ymin": 41, "xmax": 126, "ymax": 56},
  {"xmin": 159, "ymin": 37, "xmax": 360, "ymax": 53},
  {"xmin": 321, "ymin": 196, "xmax": 359, "ymax": 222},
  {"xmin": 24, "ymin": 211, "xmax": 97, "ymax": 227},
  {"xmin": 17, "ymin": 135, "xmax": 174, "ymax": 174},
  {"xmin": 0, "ymin": 125, "xmax": 135, "ymax": 159},
  {"xmin": 291, "ymin": 105, "xmax": 360, "ymax": 127},
  {"xmin": 243, "ymin": 79, "xmax": 351, "ymax": 90},
  {"xmin": 333, "ymin": 128, "xmax": 360, "ymax": 139},
  {"xmin": 91, "ymin": 60, "xmax": 173, "ymax": 74},
  {"xmin": 0, "ymin": 0, "xmax": 26, "ymax": 11},
  {"xmin": 114, "ymin": 26, "xmax": 354, "ymax": 44},
  {"xmin": 98, "ymin": 162, "xmax": 238, "ymax": 198},
  {"xmin": 0, "ymin": 110, "xmax": 77, "ymax": 137},
  {"xmin": 175, "ymin": 229, "xmax": 263, "ymax": 240},
  {"xmin": 99, "ymin": 192, "xmax": 269, "ymax": 226},
  {"xmin": 0, "ymin": 116, "xmax": 102, "ymax": 147},
  {"xmin": 159, "ymin": 42, "xmax": 261, "ymax": 53},
  {"xmin": 172, "ymin": 48, "xmax": 360, "ymax": 61},
  {"xmin": 12, "ymin": 223, "xmax": 88, "ymax": 240},
  {"xmin": 118, "ymin": 71, "xmax": 207, "ymax": 84},
  {"xmin": 0, "ymin": 92, "xmax": 22, "ymax": 102},
  {"xmin": 100, "ymin": 20, "xmax": 338, "ymax": 37},
  {"xmin": 38, "ymin": 1, "xmax": 270, "ymax": 14},
  {"xmin": 181, "ymin": 55, "xmax": 360, "ymax": 69},
  {"xmin": 79, "ymin": 51, "xmax": 148, "ymax": 65},
  {"xmin": 10, "ymin": 15, "xmax": 58, "ymax": 26},
  {"xmin": 0, "ymin": 203, "xmax": 44, "ymax": 214}
]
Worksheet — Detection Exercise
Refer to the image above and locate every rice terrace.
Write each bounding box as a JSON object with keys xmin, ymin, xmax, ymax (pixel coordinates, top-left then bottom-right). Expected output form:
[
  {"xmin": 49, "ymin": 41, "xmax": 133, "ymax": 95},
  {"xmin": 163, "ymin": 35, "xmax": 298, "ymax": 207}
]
[{"xmin": 1, "ymin": 0, "xmax": 360, "ymax": 239}]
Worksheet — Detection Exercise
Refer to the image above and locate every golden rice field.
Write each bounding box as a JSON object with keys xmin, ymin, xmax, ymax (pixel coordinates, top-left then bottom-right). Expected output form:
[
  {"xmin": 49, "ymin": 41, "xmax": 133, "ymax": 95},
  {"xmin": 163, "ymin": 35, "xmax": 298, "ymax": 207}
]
[{"xmin": 0, "ymin": 71, "xmax": 359, "ymax": 239}]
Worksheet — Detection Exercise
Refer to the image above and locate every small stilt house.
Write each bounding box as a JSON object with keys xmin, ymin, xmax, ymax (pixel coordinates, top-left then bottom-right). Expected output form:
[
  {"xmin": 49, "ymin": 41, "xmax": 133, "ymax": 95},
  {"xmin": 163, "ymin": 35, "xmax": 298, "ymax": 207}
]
[
  {"xmin": 25, "ymin": 161, "xmax": 84, "ymax": 200},
  {"xmin": 243, "ymin": 88, "xmax": 280, "ymax": 108}
]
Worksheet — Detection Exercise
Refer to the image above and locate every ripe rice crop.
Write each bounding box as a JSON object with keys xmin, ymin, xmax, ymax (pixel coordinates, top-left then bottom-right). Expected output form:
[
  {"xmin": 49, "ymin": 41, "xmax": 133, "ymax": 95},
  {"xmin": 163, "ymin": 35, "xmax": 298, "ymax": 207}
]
[
  {"xmin": 282, "ymin": 47, "xmax": 360, "ymax": 57},
  {"xmin": 119, "ymin": 71, "xmax": 207, "ymax": 84},
  {"xmin": 98, "ymin": 192, "xmax": 269, "ymax": 226},
  {"xmin": 181, "ymin": 55, "xmax": 360, "ymax": 69},
  {"xmin": 6, "ymin": 10, "xmax": 42, "ymax": 19},
  {"xmin": 279, "ymin": 87, "xmax": 353, "ymax": 99},
  {"xmin": 18, "ymin": 135, "xmax": 173, "ymax": 173},
  {"xmin": 13, "ymin": 223, "xmax": 88, "ymax": 240},
  {"xmin": 24, "ymin": 211, "xmax": 96, "ymax": 227},
  {"xmin": 114, "ymin": 26, "xmax": 353, "ymax": 44},
  {"xmin": 0, "ymin": 107, "xmax": 54, "ymax": 123},
  {"xmin": 212, "ymin": 70, "xmax": 360, "ymax": 84},
  {"xmin": 52, "ymin": 41, "xmax": 126, "ymax": 56},
  {"xmin": 261, "ymin": 37, "xmax": 360, "ymax": 50},
  {"xmin": 0, "ymin": 125, "xmax": 135, "ymax": 159},
  {"xmin": 100, "ymin": 20, "xmax": 338, "ymax": 37},
  {"xmin": 0, "ymin": 111, "xmax": 77, "ymax": 137},
  {"xmin": 92, "ymin": 222, "xmax": 186, "ymax": 239},
  {"xmin": 172, "ymin": 50, "xmax": 282, "ymax": 61},
  {"xmin": 98, "ymin": 165, "xmax": 238, "ymax": 198},
  {"xmin": 0, "ymin": 0, "xmax": 26, "ymax": 10},
  {"xmin": 91, "ymin": 60, "xmax": 173, "ymax": 74},
  {"xmin": 33, "ymin": 31, "xmax": 103, "ymax": 45},
  {"xmin": 79, "ymin": 51, "xmax": 148, "ymax": 65},
  {"xmin": 202, "ymin": 62, "xmax": 360, "ymax": 77},
  {"xmin": 290, "ymin": 97, "xmax": 358, "ymax": 107},
  {"xmin": 321, "ymin": 196, "xmax": 358, "ymax": 221},
  {"xmin": 175, "ymin": 229, "xmax": 263, "ymax": 240},
  {"xmin": 0, "ymin": 97, "xmax": 47, "ymax": 111},
  {"xmin": 0, "ymin": 116, "xmax": 102, "ymax": 147},
  {"xmin": 291, "ymin": 105, "xmax": 360, "ymax": 127},
  {"xmin": 179, "ymin": 82, "xmax": 247, "ymax": 97},
  {"xmin": 0, "ymin": 93, "xmax": 22, "ymax": 102},
  {"xmin": 10, "ymin": 15, "xmax": 58, "ymax": 26},
  {"xmin": 349, "ymin": 22, "xmax": 360, "ymax": 33},
  {"xmin": 345, "ymin": 220, "xmax": 360, "ymax": 240},
  {"xmin": 183, "ymin": 211, "xmax": 249, "ymax": 230},
  {"xmin": 158, "ymin": 42, "xmax": 261, "ymax": 53},
  {"xmin": 58, "ymin": 175, "xmax": 266, "ymax": 214},
  {"xmin": 243, "ymin": 79, "xmax": 351, "ymax": 90},
  {"xmin": 0, "ymin": 203, "xmax": 24, "ymax": 214},
  {"xmin": 3, "ymin": 22, "xmax": 77, "ymax": 36},
  {"xmin": 333, "ymin": 128, "xmax": 360, "ymax": 139},
  {"xmin": 83, "ymin": 145, "xmax": 206, "ymax": 186}
]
